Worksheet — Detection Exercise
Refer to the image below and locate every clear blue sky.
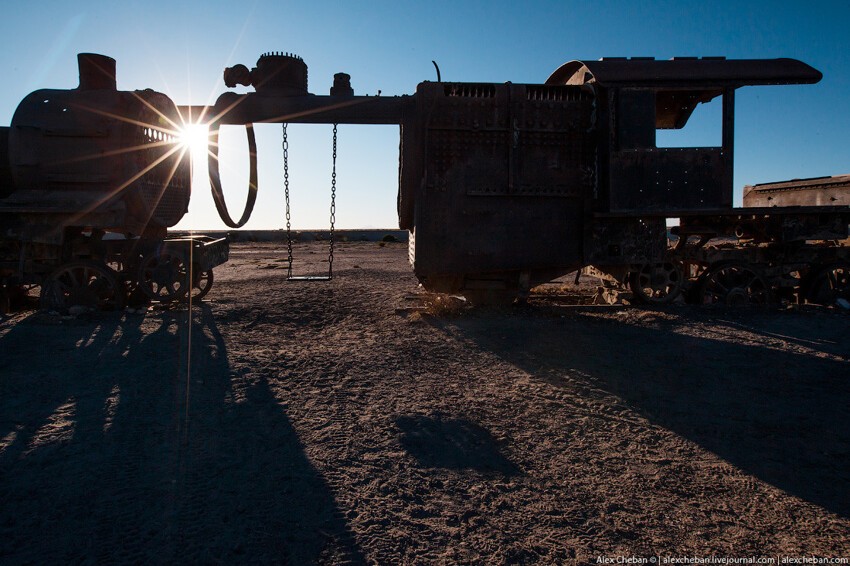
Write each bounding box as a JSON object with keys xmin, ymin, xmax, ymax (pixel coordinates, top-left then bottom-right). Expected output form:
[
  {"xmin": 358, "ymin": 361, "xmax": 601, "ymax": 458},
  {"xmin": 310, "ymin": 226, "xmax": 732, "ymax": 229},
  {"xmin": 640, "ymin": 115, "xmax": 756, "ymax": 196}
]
[{"xmin": 1, "ymin": 0, "xmax": 848, "ymax": 230}]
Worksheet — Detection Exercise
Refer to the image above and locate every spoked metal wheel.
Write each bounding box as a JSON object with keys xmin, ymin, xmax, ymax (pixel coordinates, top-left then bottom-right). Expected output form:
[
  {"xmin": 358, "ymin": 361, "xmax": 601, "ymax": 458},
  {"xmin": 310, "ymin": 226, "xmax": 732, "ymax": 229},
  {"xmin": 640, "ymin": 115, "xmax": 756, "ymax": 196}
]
[
  {"xmin": 184, "ymin": 269, "xmax": 214, "ymax": 302},
  {"xmin": 40, "ymin": 260, "xmax": 124, "ymax": 313},
  {"xmin": 138, "ymin": 249, "xmax": 190, "ymax": 302},
  {"xmin": 629, "ymin": 262, "xmax": 683, "ymax": 304},
  {"xmin": 804, "ymin": 262, "xmax": 850, "ymax": 305},
  {"xmin": 106, "ymin": 257, "xmax": 138, "ymax": 305},
  {"xmin": 698, "ymin": 262, "xmax": 770, "ymax": 305}
]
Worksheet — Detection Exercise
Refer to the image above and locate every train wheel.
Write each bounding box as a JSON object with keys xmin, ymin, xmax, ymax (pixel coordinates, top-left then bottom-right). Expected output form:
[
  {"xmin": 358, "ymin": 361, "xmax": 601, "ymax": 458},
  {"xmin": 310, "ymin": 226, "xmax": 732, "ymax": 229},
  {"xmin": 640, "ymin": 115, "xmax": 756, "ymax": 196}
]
[
  {"xmin": 138, "ymin": 249, "xmax": 190, "ymax": 302},
  {"xmin": 804, "ymin": 262, "xmax": 850, "ymax": 306},
  {"xmin": 184, "ymin": 269, "xmax": 214, "ymax": 302},
  {"xmin": 40, "ymin": 260, "xmax": 124, "ymax": 313},
  {"xmin": 697, "ymin": 262, "xmax": 770, "ymax": 306},
  {"xmin": 628, "ymin": 262, "xmax": 683, "ymax": 304}
]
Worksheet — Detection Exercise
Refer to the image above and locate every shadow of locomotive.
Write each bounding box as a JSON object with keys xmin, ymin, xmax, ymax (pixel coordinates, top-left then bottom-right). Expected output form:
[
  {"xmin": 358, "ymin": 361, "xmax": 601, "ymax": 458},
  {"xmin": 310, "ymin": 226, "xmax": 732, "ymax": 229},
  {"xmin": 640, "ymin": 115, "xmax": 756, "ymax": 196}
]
[
  {"xmin": 0, "ymin": 307, "xmax": 364, "ymax": 564},
  {"xmin": 434, "ymin": 306, "xmax": 850, "ymax": 519},
  {"xmin": 395, "ymin": 413, "xmax": 521, "ymax": 476}
]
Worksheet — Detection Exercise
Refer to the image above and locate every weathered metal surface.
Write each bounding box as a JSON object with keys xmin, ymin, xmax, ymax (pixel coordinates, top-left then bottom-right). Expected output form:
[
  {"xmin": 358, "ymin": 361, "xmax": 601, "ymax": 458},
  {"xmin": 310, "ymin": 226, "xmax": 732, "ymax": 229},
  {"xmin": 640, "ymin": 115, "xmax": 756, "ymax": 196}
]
[
  {"xmin": 5, "ymin": 53, "xmax": 189, "ymax": 236},
  {"xmin": 673, "ymin": 207, "xmax": 850, "ymax": 242},
  {"xmin": 584, "ymin": 218, "xmax": 669, "ymax": 266},
  {"xmin": 405, "ymin": 81, "xmax": 595, "ymax": 290},
  {"xmin": 0, "ymin": 54, "xmax": 224, "ymax": 310},
  {"xmin": 608, "ymin": 148, "xmax": 727, "ymax": 211}
]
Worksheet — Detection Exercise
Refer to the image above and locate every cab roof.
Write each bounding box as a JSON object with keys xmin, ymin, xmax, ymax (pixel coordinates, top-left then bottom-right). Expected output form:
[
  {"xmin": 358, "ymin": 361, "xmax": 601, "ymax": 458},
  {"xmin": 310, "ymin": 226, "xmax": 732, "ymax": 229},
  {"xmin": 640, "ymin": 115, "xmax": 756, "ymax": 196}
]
[
  {"xmin": 545, "ymin": 57, "xmax": 821, "ymax": 129},
  {"xmin": 545, "ymin": 57, "xmax": 822, "ymax": 88}
]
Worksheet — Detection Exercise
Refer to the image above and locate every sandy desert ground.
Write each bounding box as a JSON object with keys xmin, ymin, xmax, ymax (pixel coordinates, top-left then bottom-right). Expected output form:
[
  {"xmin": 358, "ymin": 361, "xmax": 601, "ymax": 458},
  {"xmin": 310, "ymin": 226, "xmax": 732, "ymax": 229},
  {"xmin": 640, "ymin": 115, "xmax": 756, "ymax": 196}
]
[{"xmin": 1, "ymin": 240, "xmax": 849, "ymax": 564}]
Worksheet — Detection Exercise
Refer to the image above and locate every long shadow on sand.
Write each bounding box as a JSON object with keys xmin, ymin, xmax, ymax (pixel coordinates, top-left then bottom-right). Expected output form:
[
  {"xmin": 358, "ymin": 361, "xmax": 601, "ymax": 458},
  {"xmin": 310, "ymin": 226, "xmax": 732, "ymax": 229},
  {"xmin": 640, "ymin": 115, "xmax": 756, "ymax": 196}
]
[
  {"xmin": 433, "ymin": 306, "xmax": 850, "ymax": 518},
  {"xmin": 0, "ymin": 306, "xmax": 363, "ymax": 564}
]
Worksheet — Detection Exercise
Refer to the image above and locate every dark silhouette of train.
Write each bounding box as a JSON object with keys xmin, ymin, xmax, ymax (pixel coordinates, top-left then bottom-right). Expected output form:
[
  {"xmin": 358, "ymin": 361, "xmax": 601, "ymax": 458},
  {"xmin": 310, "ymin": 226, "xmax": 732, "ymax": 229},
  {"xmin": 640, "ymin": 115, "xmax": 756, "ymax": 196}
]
[
  {"xmin": 2, "ymin": 52, "xmax": 848, "ymax": 312},
  {"xmin": 397, "ymin": 58, "xmax": 848, "ymax": 305},
  {"xmin": 0, "ymin": 54, "xmax": 227, "ymax": 313},
  {"xmin": 205, "ymin": 52, "xmax": 849, "ymax": 305}
]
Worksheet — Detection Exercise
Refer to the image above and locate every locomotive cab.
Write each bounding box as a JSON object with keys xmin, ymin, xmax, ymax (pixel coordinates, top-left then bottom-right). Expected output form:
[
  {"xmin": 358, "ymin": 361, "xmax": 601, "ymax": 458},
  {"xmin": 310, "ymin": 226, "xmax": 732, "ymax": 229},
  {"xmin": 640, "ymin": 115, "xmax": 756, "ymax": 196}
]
[{"xmin": 545, "ymin": 57, "xmax": 822, "ymax": 216}]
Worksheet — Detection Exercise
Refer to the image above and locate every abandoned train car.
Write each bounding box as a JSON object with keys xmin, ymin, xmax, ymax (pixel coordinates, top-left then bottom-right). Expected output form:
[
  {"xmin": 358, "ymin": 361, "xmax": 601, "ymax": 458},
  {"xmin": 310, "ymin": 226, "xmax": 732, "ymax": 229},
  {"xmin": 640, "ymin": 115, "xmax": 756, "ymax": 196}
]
[
  {"xmin": 396, "ymin": 57, "xmax": 849, "ymax": 304},
  {"xmin": 0, "ymin": 54, "xmax": 228, "ymax": 313}
]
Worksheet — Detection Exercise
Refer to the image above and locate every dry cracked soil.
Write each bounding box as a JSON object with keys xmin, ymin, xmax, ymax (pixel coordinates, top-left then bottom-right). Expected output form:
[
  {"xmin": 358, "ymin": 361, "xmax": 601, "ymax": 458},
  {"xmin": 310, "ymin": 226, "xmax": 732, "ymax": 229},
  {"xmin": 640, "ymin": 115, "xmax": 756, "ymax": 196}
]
[{"xmin": 1, "ymin": 240, "xmax": 849, "ymax": 564}]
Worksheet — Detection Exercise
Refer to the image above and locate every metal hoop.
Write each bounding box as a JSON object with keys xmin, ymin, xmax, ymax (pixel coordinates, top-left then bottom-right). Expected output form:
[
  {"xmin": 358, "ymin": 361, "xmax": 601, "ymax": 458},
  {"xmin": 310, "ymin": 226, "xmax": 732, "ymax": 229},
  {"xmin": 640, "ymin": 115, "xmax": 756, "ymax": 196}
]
[{"xmin": 208, "ymin": 123, "xmax": 258, "ymax": 228}]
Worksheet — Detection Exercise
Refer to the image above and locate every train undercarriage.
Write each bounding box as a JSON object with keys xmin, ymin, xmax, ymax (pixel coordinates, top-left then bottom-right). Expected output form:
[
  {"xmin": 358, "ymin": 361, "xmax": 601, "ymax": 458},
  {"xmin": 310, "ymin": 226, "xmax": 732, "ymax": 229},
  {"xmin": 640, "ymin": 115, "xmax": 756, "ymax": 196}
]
[
  {"xmin": 588, "ymin": 206, "xmax": 850, "ymax": 307},
  {"xmin": 0, "ymin": 226, "xmax": 228, "ymax": 315}
]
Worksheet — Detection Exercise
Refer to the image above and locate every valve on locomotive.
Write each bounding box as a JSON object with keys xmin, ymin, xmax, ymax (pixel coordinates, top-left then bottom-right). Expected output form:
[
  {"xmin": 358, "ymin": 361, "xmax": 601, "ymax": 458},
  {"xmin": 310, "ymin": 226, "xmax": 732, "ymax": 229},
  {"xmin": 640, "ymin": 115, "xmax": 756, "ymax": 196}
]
[
  {"xmin": 223, "ymin": 52, "xmax": 354, "ymax": 97},
  {"xmin": 224, "ymin": 52, "xmax": 309, "ymax": 96}
]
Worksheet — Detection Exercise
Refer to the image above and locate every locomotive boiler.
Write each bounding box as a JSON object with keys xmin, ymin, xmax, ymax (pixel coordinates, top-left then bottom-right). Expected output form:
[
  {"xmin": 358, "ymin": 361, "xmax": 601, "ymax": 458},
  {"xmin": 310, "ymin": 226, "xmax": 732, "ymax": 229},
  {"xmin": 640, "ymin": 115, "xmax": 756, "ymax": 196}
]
[{"xmin": 0, "ymin": 53, "xmax": 228, "ymax": 313}]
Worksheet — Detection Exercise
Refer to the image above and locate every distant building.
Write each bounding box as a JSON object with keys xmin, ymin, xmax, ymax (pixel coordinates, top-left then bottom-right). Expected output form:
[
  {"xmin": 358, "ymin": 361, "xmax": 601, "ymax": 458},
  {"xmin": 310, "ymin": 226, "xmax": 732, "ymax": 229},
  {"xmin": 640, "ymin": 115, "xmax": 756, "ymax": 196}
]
[{"xmin": 744, "ymin": 174, "xmax": 850, "ymax": 207}]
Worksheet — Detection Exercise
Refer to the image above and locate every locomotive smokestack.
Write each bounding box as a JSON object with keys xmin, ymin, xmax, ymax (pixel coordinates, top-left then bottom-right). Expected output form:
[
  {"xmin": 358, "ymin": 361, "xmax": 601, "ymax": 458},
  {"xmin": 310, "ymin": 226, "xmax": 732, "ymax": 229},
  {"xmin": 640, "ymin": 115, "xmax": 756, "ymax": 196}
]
[{"xmin": 77, "ymin": 53, "xmax": 116, "ymax": 90}]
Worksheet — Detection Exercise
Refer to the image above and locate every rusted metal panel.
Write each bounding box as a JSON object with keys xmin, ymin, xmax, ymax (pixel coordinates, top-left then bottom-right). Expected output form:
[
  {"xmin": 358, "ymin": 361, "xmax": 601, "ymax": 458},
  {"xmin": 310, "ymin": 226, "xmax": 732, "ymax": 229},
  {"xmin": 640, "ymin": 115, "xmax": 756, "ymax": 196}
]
[
  {"xmin": 616, "ymin": 89, "xmax": 656, "ymax": 149},
  {"xmin": 675, "ymin": 207, "xmax": 850, "ymax": 242},
  {"xmin": 584, "ymin": 218, "xmax": 668, "ymax": 266},
  {"xmin": 408, "ymin": 82, "xmax": 594, "ymax": 285},
  {"xmin": 6, "ymin": 54, "xmax": 189, "ymax": 236},
  {"xmin": 415, "ymin": 82, "xmax": 595, "ymax": 199},
  {"xmin": 743, "ymin": 175, "xmax": 850, "ymax": 207},
  {"xmin": 609, "ymin": 148, "xmax": 727, "ymax": 211}
]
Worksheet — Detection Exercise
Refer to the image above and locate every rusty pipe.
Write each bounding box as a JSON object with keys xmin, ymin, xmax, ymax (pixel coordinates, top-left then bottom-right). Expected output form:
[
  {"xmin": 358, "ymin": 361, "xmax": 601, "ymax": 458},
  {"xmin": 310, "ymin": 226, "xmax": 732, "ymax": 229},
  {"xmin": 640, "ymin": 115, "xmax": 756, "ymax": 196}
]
[{"xmin": 179, "ymin": 92, "xmax": 411, "ymax": 127}]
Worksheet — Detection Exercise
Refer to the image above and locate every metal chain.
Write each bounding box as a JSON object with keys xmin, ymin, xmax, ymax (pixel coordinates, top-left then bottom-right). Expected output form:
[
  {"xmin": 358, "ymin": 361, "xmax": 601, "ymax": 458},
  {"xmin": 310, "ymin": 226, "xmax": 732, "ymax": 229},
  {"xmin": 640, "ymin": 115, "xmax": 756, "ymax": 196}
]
[
  {"xmin": 282, "ymin": 123, "xmax": 336, "ymax": 281},
  {"xmin": 283, "ymin": 123, "xmax": 293, "ymax": 279},
  {"xmin": 327, "ymin": 124, "xmax": 337, "ymax": 278}
]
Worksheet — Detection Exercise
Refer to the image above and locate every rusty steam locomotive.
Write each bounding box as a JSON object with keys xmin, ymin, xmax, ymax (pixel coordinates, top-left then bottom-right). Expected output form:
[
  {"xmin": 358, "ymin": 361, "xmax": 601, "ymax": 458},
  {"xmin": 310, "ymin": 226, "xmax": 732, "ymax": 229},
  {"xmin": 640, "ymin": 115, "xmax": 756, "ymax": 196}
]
[
  {"xmin": 1, "ymin": 52, "xmax": 848, "ymax": 312},
  {"xmin": 0, "ymin": 54, "xmax": 227, "ymax": 313}
]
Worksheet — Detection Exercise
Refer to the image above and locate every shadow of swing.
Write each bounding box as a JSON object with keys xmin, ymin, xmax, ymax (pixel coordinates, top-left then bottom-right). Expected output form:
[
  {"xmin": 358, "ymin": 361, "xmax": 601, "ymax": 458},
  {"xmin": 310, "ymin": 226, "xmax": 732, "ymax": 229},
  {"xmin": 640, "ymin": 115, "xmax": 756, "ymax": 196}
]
[{"xmin": 395, "ymin": 413, "xmax": 521, "ymax": 477}]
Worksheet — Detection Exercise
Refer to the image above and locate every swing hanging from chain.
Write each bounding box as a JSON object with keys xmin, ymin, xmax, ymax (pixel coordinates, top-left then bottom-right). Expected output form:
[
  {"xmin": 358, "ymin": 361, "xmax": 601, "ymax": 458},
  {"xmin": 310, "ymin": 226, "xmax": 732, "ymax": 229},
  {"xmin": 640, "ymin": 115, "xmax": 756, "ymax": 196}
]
[{"xmin": 283, "ymin": 122, "xmax": 338, "ymax": 281}]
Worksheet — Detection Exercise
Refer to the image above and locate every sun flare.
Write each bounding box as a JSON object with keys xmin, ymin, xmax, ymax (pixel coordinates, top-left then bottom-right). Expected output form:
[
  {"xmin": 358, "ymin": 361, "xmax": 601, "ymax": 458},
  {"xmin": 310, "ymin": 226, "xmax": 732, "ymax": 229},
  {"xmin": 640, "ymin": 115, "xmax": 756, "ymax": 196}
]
[{"xmin": 178, "ymin": 123, "xmax": 210, "ymax": 155}]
